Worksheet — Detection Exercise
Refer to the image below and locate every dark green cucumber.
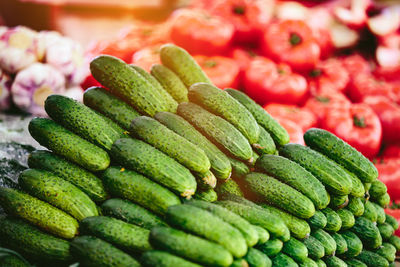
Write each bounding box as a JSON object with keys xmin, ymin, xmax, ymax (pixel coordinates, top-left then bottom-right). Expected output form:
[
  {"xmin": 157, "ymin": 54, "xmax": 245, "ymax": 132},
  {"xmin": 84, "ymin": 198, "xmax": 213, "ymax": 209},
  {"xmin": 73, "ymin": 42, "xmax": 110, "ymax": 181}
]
[
  {"xmin": 279, "ymin": 144, "xmax": 353, "ymax": 195},
  {"xmin": 324, "ymin": 256, "xmax": 347, "ymax": 267},
  {"xmin": 346, "ymin": 171, "xmax": 365, "ymax": 198},
  {"xmin": 110, "ymin": 138, "xmax": 196, "ymax": 198},
  {"xmin": 141, "ymin": 250, "xmax": 202, "ymax": 267},
  {"xmin": 28, "ymin": 150, "xmax": 108, "ymax": 202},
  {"xmin": 245, "ymin": 172, "xmax": 315, "ymax": 219},
  {"xmin": 245, "ymin": 248, "xmax": 272, "ymax": 267},
  {"xmin": 300, "ymin": 258, "xmax": 318, "ymax": 267},
  {"xmin": 178, "ymin": 102, "xmax": 253, "ymax": 161},
  {"xmin": 225, "ymin": 89, "xmax": 289, "ymax": 146},
  {"xmin": 253, "ymin": 126, "xmax": 276, "ymax": 155},
  {"xmin": 329, "ymin": 194, "xmax": 349, "ymax": 210},
  {"xmin": 0, "ymin": 187, "xmax": 78, "ymax": 239},
  {"xmin": 102, "ymin": 166, "xmax": 180, "ymax": 215},
  {"xmin": 315, "ymin": 259, "xmax": 327, "ymax": 267},
  {"xmin": 256, "ymin": 154, "xmax": 329, "ymax": 209},
  {"xmin": 273, "ymin": 253, "xmax": 299, "ymax": 267},
  {"xmin": 344, "ymin": 259, "xmax": 367, "ymax": 267},
  {"xmin": 375, "ymin": 242, "xmax": 396, "ymax": 263},
  {"xmin": 356, "ymin": 250, "xmax": 389, "ymax": 267},
  {"xmin": 256, "ymin": 239, "xmax": 283, "ymax": 257},
  {"xmin": 341, "ymin": 230, "xmax": 363, "ymax": 258},
  {"xmin": 311, "ymin": 229, "xmax": 337, "ymax": 256},
  {"xmin": 70, "ymin": 235, "xmax": 140, "ymax": 267},
  {"xmin": 254, "ymin": 225, "xmax": 270, "ymax": 244},
  {"xmin": 80, "ymin": 216, "xmax": 151, "ymax": 253},
  {"xmin": 385, "ymin": 214, "xmax": 399, "ymax": 231},
  {"xmin": 0, "ymin": 216, "xmax": 71, "ymax": 261},
  {"xmin": 321, "ymin": 208, "xmax": 342, "ymax": 232},
  {"xmin": 332, "ymin": 233, "xmax": 348, "ymax": 255},
  {"xmin": 229, "ymin": 157, "xmax": 250, "ymax": 178},
  {"xmin": 371, "ymin": 202, "xmax": 386, "ymax": 224},
  {"xmin": 303, "ymin": 128, "xmax": 378, "ymax": 183},
  {"xmin": 194, "ymin": 188, "xmax": 218, "ymax": 202},
  {"xmin": 0, "ymin": 254, "xmax": 29, "ymax": 267},
  {"xmin": 189, "ymin": 83, "xmax": 260, "ymax": 144},
  {"xmin": 377, "ymin": 193, "xmax": 390, "ymax": 207},
  {"xmin": 19, "ymin": 169, "xmax": 98, "ymax": 221},
  {"xmin": 388, "ymin": 235, "xmax": 400, "ymax": 251},
  {"xmin": 337, "ymin": 209, "xmax": 355, "ymax": 230},
  {"xmin": 28, "ymin": 118, "xmax": 110, "ymax": 172},
  {"xmin": 347, "ymin": 197, "xmax": 365, "ymax": 217},
  {"xmin": 154, "ymin": 111, "xmax": 231, "ymax": 179},
  {"xmin": 216, "ymin": 179, "xmax": 244, "ymax": 198},
  {"xmin": 83, "ymin": 87, "xmax": 140, "ymax": 130},
  {"xmin": 351, "ymin": 217, "xmax": 382, "ymax": 249},
  {"xmin": 282, "ymin": 238, "xmax": 308, "ymax": 263},
  {"xmin": 378, "ymin": 223, "xmax": 394, "ymax": 240},
  {"xmin": 231, "ymin": 259, "xmax": 249, "ymax": 267},
  {"xmin": 369, "ymin": 180, "xmax": 387, "ymax": 200},
  {"xmin": 92, "ymin": 109, "xmax": 126, "ymax": 137},
  {"xmin": 362, "ymin": 201, "xmax": 378, "ymax": 222},
  {"xmin": 303, "ymin": 236, "xmax": 325, "ymax": 260},
  {"xmin": 308, "ymin": 210, "xmax": 328, "ymax": 229},
  {"xmin": 166, "ymin": 204, "xmax": 247, "ymax": 258}
]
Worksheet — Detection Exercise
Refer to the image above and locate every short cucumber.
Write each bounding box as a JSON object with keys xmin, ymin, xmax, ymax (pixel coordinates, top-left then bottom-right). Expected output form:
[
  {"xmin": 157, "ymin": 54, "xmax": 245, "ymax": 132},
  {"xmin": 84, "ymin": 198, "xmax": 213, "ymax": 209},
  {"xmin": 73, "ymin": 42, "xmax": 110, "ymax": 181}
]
[
  {"xmin": 369, "ymin": 180, "xmax": 387, "ymax": 200},
  {"xmin": 331, "ymin": 233, "xmax": 348, "ymax": 255},
  {"xmin": 92, "ymin": 110, "xmax": 126, "ymax": 137},
  {"xmin": 272, "ymin": 253, "xmax": 299, "ymax": 267},
  {"xmin": 282, "ymin": 238, "xmax": 308, "ymax": 263},
  {"xmin": 329, "ymin": 194, "xmax": 349, "ymax": 210},
  {"xmin": 344, "ymin": 259, "xmax": 367, "ymax": 267},
  {"xmin": 300, "ymin": 258, "xmax": 318, "ymax": 267},
  {"xmin": 193, "ymin": 188, "xmax": 218, "ymax": 202},
  {"xmin": 311, "ymin": 229, "xmax": 337, "ymax": 256},
  {"xmin": 375, "ymin": 242, "xmax": 396, "ymax": 263},
  {"xmin": 253, "ymin": 126, "xmax": 276, "ymax": 155},
  {"xmin": 376, "ymin": 193, "xmax": 390, "ymax": 207},
  {"xmin": 303, "ymin": 236, "xmax": 325, "ymax": 260},
  {"xmin": 341, "ymin": 230, "xmax": 363, "ymax": 258},
  {"xmin": 256, "ymin": 239, "xmax": 283, "ymax": 257},
  {"xmin": 388, "ymin": 235, "xmax": 400, "ymax": 251},
  {"xmin": 245, "ymin": 248, "xmax": 272, "ymax": 267},
  {"xmin": 324, "ymin": 256, "xmax": 347, "ymax": 267},
  {"xmin": 371, "ymin": 202, "xmax": 386, "ymax": 224},
  {"xmin": 229, "ymin": 157, "xmax": 250, "ymax": 178},
  {"xmin": 215, "ymin": 179, "xmax": 244, "ymax": 199},
  {"xmin": 378, "ymin": 223, "xmax": 394, "ymax": 240},
  {"xmin": 315, "ymin": 259, "xmax": 327, "ymax": 267},
  {"xmin": 385, "ymin": 214, "xmax": 399, "ymax": 231},
  {"xmin": 141, "ymin": 250, "xmax": 202, "ymax": 267},
  {"xmin": 0, "ymin": 254, "xmax": 30, "ymax": 267},
  {"xmin": 337, "ymin": 209, "xmax": 355, "ymax": 230},
  {"xmin": 308, "ymin": 210, "xmax": 328, "ymax": 229},
  {"xmin": 321, "ymin": 208, "xmax": 342, "ymax": 232},
  {"xmin": 362, "ymin": 201, "xmax": 378, "ymax": 222},
  {"xmin": 254, "ymin": 225, "xmax": 270, "ymax": 244},
  {"xmin": 356, "ymin": 250, "xmax": 389, "ymax": 267},
  {"xmin": 351, "ymin": 217, "xmax": 382, "ymax": 249},
  {"xmin": 347, "ymin": 197, "xmax": 364, "ymax": 217},
  {"xmin": 231, "ymin": 259, "xmax": 249, "ymax": 267},
  {"xmin": 346, "ymin": 171, "xmax": 365, "ymax": 198}
]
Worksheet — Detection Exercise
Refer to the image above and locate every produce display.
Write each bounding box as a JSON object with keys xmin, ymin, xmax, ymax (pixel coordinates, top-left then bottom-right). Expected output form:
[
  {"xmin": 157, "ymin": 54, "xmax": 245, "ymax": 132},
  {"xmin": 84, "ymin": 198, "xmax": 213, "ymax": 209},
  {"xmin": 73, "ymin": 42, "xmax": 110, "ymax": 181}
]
[{"xmin": 0, "ymin": 43, "xmax": 399, "ymax": 267}]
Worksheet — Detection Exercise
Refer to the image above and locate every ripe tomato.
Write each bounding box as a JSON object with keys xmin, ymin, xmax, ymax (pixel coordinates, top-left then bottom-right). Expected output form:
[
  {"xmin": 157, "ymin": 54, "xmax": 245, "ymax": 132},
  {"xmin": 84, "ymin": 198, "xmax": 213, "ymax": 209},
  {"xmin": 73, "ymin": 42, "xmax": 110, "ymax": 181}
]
[
  {"xmin": 274, "ymin": 117, "xmax": 305, "ymax": 145},
  {"xmin": 348, "ymin": 73, "xmax": 397, "ymax": 103},
  {"xmin": 376, "ymin": 158, "xmax": 400, "ymax": 202},
  {"xmin": 382, "ymin": 143, "xmax": 400, "ymax": 159},
  {"xmin": 131, "ymin": 44, "xmax": 162, "ymax": 72},
  {"xmin": 341, "ymin": 54, "xmax": 371, "ymax": 78}
]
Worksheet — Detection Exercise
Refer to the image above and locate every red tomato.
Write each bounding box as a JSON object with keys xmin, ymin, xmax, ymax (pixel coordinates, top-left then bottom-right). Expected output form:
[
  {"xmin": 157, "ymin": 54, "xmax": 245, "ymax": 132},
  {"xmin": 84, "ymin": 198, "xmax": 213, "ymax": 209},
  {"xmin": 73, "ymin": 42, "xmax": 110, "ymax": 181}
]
[
  {"xmin": 263, "ymin": 103, "xmax": 317, "ymax": 131},
  {"xmin": 313, "ymin": 28, "xmax": 333, "ymax": 59},
  {"xmin": 131, "ymin": 44, "xmax": 162, "ymax": 72},
  {"xmin": 376, "ymin": 158, "xmax": 400, "ymax": 202},
  {"xmin": 382, "ymin": 143, "xmax": 400, "ymax": 159},
  {"xmin": 81, "ymin": 75, "xmax": 101, "ymax": 90},
  {"xmin": 230, "ymin": 47, "xmax": 259, "ymax": 71},
  {"xmin": 243, "ymin": 57, "xmax": 308, "ymax": 105},
  {"xmin": 322, "ymin": 103, "xmax": 382, "ymax": 158},
  {"xmin": 261, "ymin": 20, "xmax": 320, "ymax": 72},
  {"xmin": 341, "ymin": 54, "xmax": 371, "ymax": 78},
  {"xmin": 348, "ymin": 73, "xmax": 397, "ymax": 103},
  {"xmin": 169, "ymin": 9, "xmax": 234, "ymax": 55},
  {"xmin": 194, "ymin": 55, "xmax": 240, "ymax": 89},
  {"xmin": 384, "ymin": 208, "xmax": 400, "ymax": 236},
  {"xmin": 274, "ymin": 117, "xmax": 305, "ymax": 145}
]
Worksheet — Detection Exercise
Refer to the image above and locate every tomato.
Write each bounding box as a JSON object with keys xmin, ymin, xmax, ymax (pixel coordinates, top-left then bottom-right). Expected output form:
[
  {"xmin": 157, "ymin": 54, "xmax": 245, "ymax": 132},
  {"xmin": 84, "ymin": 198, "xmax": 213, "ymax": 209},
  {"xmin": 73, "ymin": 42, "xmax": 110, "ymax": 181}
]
[
  {"xmin": 261, "ymin": 20, "xmax": 320, "ymax": 72},
  {"xmin": 243, "ymin": 57, "xmax": 308, "ymax": 105},
  {"xmin": 376, "ymin": 158, "xmax": 400, "ymax": 202},
  {"xmin": 313, "ymin": 28, "xmax": 333, "ymax": 59},
  {"xmin": 341, "ymin": 54, "xmax": 371, "ymax": 78},
  {"xmin": 81, "ymin": 74, "xmax": 101, "ymax": 90},
  {"xmin": 131, "ymin": 44, "xmax": 162, "ymax": 72},
  {"xmin": 263, "ymin": 103, "xmax": 317, "ymax": 131},
  {"xmin": 194, "ymin": 55, "xmax": 240, "ymax": 89},
  {"xmin": 322, "ymin": 103, "xmax": 382, "ymax": 158},
  {"xmin": 382, "ymin": 143, "xmax": 400, "ymax": 159},
  {"xmin": 348, "ymin": 73, "xmax": 397, "ymax": 103},
  {"xmin": 274, "ymin": 117, "xmax": 305, "ymax": 145},
  {"xmin": 384, "ymin": 208, "xmax": 400, "ymax": 236},
  {"xmin": 169, "ymin": 9, "xmax": 234, "ymax": 55}
]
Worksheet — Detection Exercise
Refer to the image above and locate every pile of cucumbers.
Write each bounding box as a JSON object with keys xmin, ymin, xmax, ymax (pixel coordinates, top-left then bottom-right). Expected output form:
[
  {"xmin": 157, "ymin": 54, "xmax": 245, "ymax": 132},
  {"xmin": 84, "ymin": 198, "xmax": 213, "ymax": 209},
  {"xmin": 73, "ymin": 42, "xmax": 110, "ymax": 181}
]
[{"xmin": 0, "ymin": 43, "xmax": 399, "ymax": 267}]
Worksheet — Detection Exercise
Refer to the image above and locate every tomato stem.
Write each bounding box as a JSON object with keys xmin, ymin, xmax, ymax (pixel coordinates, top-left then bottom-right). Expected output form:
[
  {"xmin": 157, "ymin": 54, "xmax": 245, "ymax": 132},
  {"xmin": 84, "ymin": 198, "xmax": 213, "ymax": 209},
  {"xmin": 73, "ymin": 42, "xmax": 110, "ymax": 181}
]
[
  {"xmin": 310, "ymin": 69, "xmax": 322, "ymax": 77},
  {"xmin": 290, "ymin": 33, "xmax": 302, "ymax": 46},
  {"xmin": 204, "ymin": 60, "xmax": 217, "ymax": 68},
  {"xmin": 315, "ymin": 96, "xmax": 330, "ymax": 103},
  {"xmin": 233, "ymin": 6, "xmax": 245, "ymax": 15},
  {"xmin": 353, "ymin": 115, "xmax": 366, "ymax": 128}
]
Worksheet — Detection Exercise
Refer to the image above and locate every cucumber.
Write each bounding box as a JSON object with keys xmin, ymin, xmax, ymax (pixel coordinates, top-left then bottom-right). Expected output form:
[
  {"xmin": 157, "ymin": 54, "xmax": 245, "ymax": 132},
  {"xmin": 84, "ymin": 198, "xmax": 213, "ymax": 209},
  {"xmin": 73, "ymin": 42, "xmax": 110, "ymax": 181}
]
[
  {"xmin": 303, "ymin": 128, "xmax": 378, "ymax": 183},
  {"xmin": 321, "ymin": 208, "xmax": 342, "ymax": 232},
  {"xmin": 92, "ymin": 110, "xmax": 126, "ymax": 138},
  {"xmin": 159, "ymin": 44, "xmax": 211, "ymax": 87},
  {"xmin": 229, "ymin": 157, "xmax": 250, "ymax": 178},
  {"xmin": 356, "ymin": 250, "xmax": 389, "ymax": 267},
  {"xmin": 245, "ymin": 172, "xmax": 315, "ymax": 219},
  {"xmin": 28, "ymin": 118, "xmax": 110, "ymax": 172},
  {"xmin": 83, "ymin": 87, "xmax": 140, "ymax": 130},
  {"xmin": 300, "ymin": 258, "xmax": 318, "ymax": 267},
  {"xmin": 253, "ymin": 126, "xmax": 276, "ymax": 155},
  {"xmin": 351, "ymin": 217, "xmax": 382, "ymax": 249},
  {"xmin": 102, "ymin": 166, "xmax": 181, "ymax": 215},
  {"xmin": 308, "ymin": 210, "xmax": 328, "ymax": 229},
  {"xmin": 231, "ymin": 259, "xmax": 249, "ymax": 267},
  {"xmin": 371, "ymin": 202, "xmax": 386, "ymax": 224},
  {"xmin": 187, "ymin": 200, "xmax": 259, "ymax": 247},
  {"xmin": 178, "ymin": 102, "xmax": 253, "ymax": 161},
  {"xmin": 0, "ymin": 254, "xmax": 29, "ymax": 267},
  {"xmin": 385, "ymin": 214, "xmax": 399, "ymax": 231},
  {"xmin": 375, "ymin": 242, "xmax": 396, "ymax": 263},
  {"xmin": 189, "ymin": 83, "xmax": 260, "ymax": 144},
  {"xmin": 279, "ymin": 144, "xmax": 353, "ymax": 196},
  {"xmin": 347, "ymin": 197, "xmax": 364, "ymax": 217},
  {"xmin": 282, "ymin": 238, "xmax": 308, "ymax": 263},
  {"xmin": 337, "ymin": 209, "xmax": 355, "ymax": 230},
  {"xmin": 256, "ymin": 239, "xmax": 283, "ymax": 257},
  {"xmin": 90, "ymin": 55, "xmax": 172, "ymax": 116},
  {"xmin": 250, "ymin": 150, "xmax": 259, "ymax": 166},
  {"xmin": 344, "ymin": 259, "xmax": 367, "ymax": 267},
  {"xmin": 303, "ymin": 236, "xmax": 325, "ymax": 260},
  {"xmin": 245, "ymin": 248, "xmax": 272, "ymax": 267},
  {"xmin": 273, "ymin": 253, "xmax": 299, "ymax": 267},
  {"xmin": 369, "ymin": 180, "xmax": 387, "ymax": 200},
  {"xmin": 193, "ymin": 188, "xmax": 218, "ymax": 202},
  {"xmin": 216, "ymin": 179, "xmax": 244, "ymax": 198},
  {"xmin": 130, "ymin": 116, "xmax": 210, "ymax": 174},
  {"xmin": 329, "ymin": 194, "xmax": 349, "ymax": 210},
  {"xmin": 19, "ymin": 169, "xmax": 98, "ymax": 221},
  {"xmin": 28, "ymin": 150, "xmax": 108, "ymax": 202},
  {"xmin": 341, "ymin": 230, "xmax": 363, "ymax": 258},
  {"xmin": 376, "ymin": 193, "xmax": 390, "ymax": 207},
  {"xmin": 0, "ymin": 187, "xmax": 78, "ymax": 239},
  {"xmin": 70, "ymin": 235, "xmax": 140, "ymax": 267},
  {"xmin": 378, "ymin": 223, "xmax": 395, "ymax": 240},
  {"xmin": 254, "ymin": 225, "xmax": 270, "ymax": 244},
  {"xmin": 311, "ymin": 229, "xmax": 337, "ymax": 256},
  {"xmin": 0, "ymin": 216, "xmax": 71, "ymax": 261},
  {"xmin": 256, "ymin": 154, "xmax": 329, "ymax": 209},
  {"xmin": 388, "ymin": 235, "xmax": 400, "ymax": 251},
  {"xmin": 324, "ymin": 256, "xmax": 347, "ymax": 267},
  {"xmin": 154, "ymin": 111, "xmax": 231, "ymax": 179},
  {"xmin": 364, "ymin": 183, "xmax": 372, "ymax": 193},
  {"xmin": 316, "ymin": 259, "xmax": 327, "ymax": 267},
  {"xmin": 362, "ymin": 201, "xmax": 378, "ymax": 222},
  {"xmin": 110, "ymin": 138, "xmax": 197, "ymax": 198},
  {"xmin": 225, "ymin": 89, "xmax": 290, "ymax": 146},
  {"xmin": 332, "ymin": 233, "xmax": 348, "ymax": 255},
  {"xmin": 347, "ymin": 171, "xmax": 365, "ymax": 198},
  {"xmin": 141, "ymin": 250, "xmax": 202, "ymax": 267}
]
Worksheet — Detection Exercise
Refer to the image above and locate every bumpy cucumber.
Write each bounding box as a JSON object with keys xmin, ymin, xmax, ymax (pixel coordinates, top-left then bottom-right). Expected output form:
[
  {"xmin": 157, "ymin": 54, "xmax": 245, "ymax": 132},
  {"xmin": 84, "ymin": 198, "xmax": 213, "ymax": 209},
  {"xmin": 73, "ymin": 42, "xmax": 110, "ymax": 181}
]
[
  {"xmin": 110, "ymin": 138, "xmax": 196, "ymax": 198},
  {"xmin": 311, "ymin": 229, "xmax": 337, "ymax": 256},
  {"xmin": 254, "ymin": 225, "xmax": 270, "ymax": 244},
  {"xmin": 324, "ymin": 256, "xmax": 347, "ymax": 267},
  {"xmin": 315, "ymin": 259, "xmax": 327, "ymax": 267},
  {"xmin": 102, "ymin": 166, "xmax": 180, "ymax": 215},
  {"xmin": 385, "ymin": 214, "xmax": 399, "ymax": 231},
  {"xmin": 93, "ymin": 109, "xmax": 126, "ymax": 136},
  {"xmin": 245, "ymin": 248, "xmax": 271, "ymax": 267},
  {"xmin": 0, "ymin": 187, "xmax": 78, "ymax": 239},
  {"xmin": 378, "ymin": 223, "xmax": 395, "ymax": 240},
  {"xmin": 178, "ymin": 102, "xmax": 253, "ymax": 161},
  {"xmin": 356, "ymin": 250, "xmax": 389, "ymax": 267},
  {"xmin": 215, "ymin": 179, "xmax": 244, "ymax": 198},
  {"xmin": 308, "ymin": 210, "xmax": 328, "ymax": 229},
  {"xmin": 377, "ymin": 193, "xmax": 391, "ymax": 207},
  {"xmin": 0, "ymin": 254, "xmax": 29, "ymax": 267},
  {"xmin": 155, "ymin": 111, "xmax": 231, "ymax": 179},
  {"xmin": 351, "ymin": 217, "xmax": 382, "ymax": 249},
  {"xmin": 225, "ymin": 88, "xmax": 290, "ymax": 146},
  {"xmin": 83, "ymin": 87, "xmax": 140, "ymax": 130},
  {"xmin": 256, "ymin": 239, "xmax": 283, "ymax": 257},
  {"xmin": 254, "ymin": 126, "xmax": 276, "ymax": 154},
  {"xmin": 272, "ymin": 253, "xmax": 299, "ymax": 267},
  {"xmin": 388, "ymin": 235, "xmax": 400, "ymax": 251},
  {"xmin": 256, "ymin": 154, "xmax": 329, "ymax": 209},
  {"xmin": 231, "ymin": 259, "xmax": 249, "ymax": 267},
  {"xmin": 19, "ymin": 169, "xmax": 98, "ymax": 221},
  {"xmin": 28, "ymin": 118, "xmax": 110, "ymax": 172},
  {"xmin": 362, "ymin": 201, "xmax": 378, "ymax": 222},
  {"xmin": 369, "ymin": 180, "xmax": 387, "ymax": 200},
  {"xmin": 300, "ymin": 258, "xmax": 318, "ymax": 267},
  {"xmin": 303, "ymin": 128, "xmax": 378, "ymax": 183},
  {"xmin": 341, "ymin": 230, "xmax": 363, "ymax": 258},
  {"xmin": 194, "ymin": 188, "xmax": 218, "ymax": 202},
  {"xmin": 371, "ymin": 202, "xmax": 386, "ymax": 224},
  {"xmin": 332, "ymin": 233, "xmax": 348, "ymax": 255},
  {"xmin": 229, "ymin": 157, "xmax": 250, "ymax": 178},
  {"xmin": 376, "ymin": 242, "xmax": 396, "ymax": 263},
  {"xmin": 337, "ymin": 209, "xmax": 355, "ymax": 230},
  {"xmin": 303, "ymin": 236, "xmax": 325, "ymax": 259},
  {"xmin": 282, "ymin": 238, "xmax": 308, "ymax": 263},
  {"xmin": 347, "ymin": 197, "xmax": 365, "ymax": 217},
  {"xmin": 141, "ymin": 250, "xmax": 202, "ymax": 267},
  {"xmin": 329, "ymin": 194, "xmax": 349, "ymax": 210},
  {"xmin": 345, "ymin": 259, "xmax": 367, "ymax": 267},
  {"xmin": 346, "ymin": 171, "xmax": 365, "ymax": 198}
]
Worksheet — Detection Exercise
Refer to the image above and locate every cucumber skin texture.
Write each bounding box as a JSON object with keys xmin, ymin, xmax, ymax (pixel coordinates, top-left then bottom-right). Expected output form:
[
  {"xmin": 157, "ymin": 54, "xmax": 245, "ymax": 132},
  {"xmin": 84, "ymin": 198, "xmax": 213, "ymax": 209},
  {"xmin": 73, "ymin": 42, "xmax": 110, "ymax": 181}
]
[
  {"xmin": 19, "ymin": 169, "xmax": 98, "ymax": 221},
  {"xmin": 28, "ymin": 118, "xmax": 110, "ymax": 172},
  {"xmin": 324, "ymin": 256, "xmax": 347, "ymax": 267},
  {"xmin": 231, "ymin": 259, "xmax": 249, "ymax": 267},
  {"xmin": 0, "ymin": 216, "xmax": 71, "ymax": 261},
  {"xmin": 131, "ymin": 116, "xmax": 210, "ymax": 174},
  {"xmin": 351, "ymin": 217, "xmax": 382, "ymax": 249},
  {"xmin": 331, "ymin": 233, "xmax": 348, "ymax": 255},
  {"xmin": 378, "ymin": 223, "xmax": 395, "ymax": 240},
  {"xmin": 141, "ymin": 250, "xmax": 202, "ymax": 267},
  {"xmin": 110, "ymin": 138, "xmax": 196, "ymax": 198},
  {"xmin": 194, "ymin": 188, "xmax": 218, "ymax": 202},
  {"xmin": 376, "ymin": 193, "xmax": 391, "ymax": 207},
  {"xmin": 308, "ymin": 210, "xmax": 328, "ymax": 229},
  {"xmin": 362, "ymin": 201, "xmax": 378, "ymax": 222},
  {"xmin": 225, "ymin": 89, "xmax": 289, "ymax": 146},
  {"xmin": 279, "ymin": 144, "xmax": 353, "ymax": 195},
  {"xmin": 189, "ymin": 83, "xmax": 260, "ymax": 144},
  {"xmin": 229, "ymin": 157, "xmax": 250, "ymax": 178},
  {"xmin": 376, "ymin": 242, "xmax": 396, "ymax": 263},
  {"xmin": 178, "ymin": 102, "xmax": 253, "ymax": 161},
  {"xmin": 102, "ymin": 166, "xmax": 181, "ymax": 215},
  {"xmin": 83, "ymin": 87, "xmax": 140, "ymax": 130},
  {"xmin": 100, "ymin": 198, "xmax": 167, "ymax": 230},
  {"xmin": 254, "ymin": 225, "xmax": 270, "ymax": 244},
  {"xmin": 385, "ymin": 214, "xmax": 399, "ymax": 230},
  {"xmin": 356, "ymin": 250, "xmax": 389, "ymax": 267},
  {"xmin": 90, "ymin": 55, "xmax": 170, "ymax": 116},
  {"xmin": 216, "ymin": 179, "xmax": 244, "ymax": 199},
  {"xmin": 256, "ymin": 239, "xmax": 283, "ymax": 257},
  {"xmin": 44, "ymin": 94, "xmax": 122, "ymax": 150},
  {"xmin": 303, "ymin": 236, "xmax": 325, "ymax": 259},
  {"xmin": 256, "ymin": 154, "xmax": 329, "ymax": 210},
  {"xmin": 282, "ymin": 238, "xmax": 308, "ymax": 263},
  {"xmin": 337, "ymin": 209, "xmax": 355, "ymax": 230},
  {"xmin": 341, "ymin": 230, "xmax": 363, "ymax": 258},
  {"xmin": 388, "ymin": 235, "xmax": 400, "ymax": 251},
  {"xmin": 246, "ymin": 172, "xmax": 315, "ymax": 219},
  {"xmin": 28, "ymin": 150, "xmax": 108, "ymax": 202},
  {"xmin": 329, "ymin": 194, "xmax": 349, "ymax": 210},
  {"xmin": 166, "ymin": 204, "xmax": 247, "ymax": 258},
  {"xmin": 254, "ymin": 126, "xmax": 276, "ymax": 155},
  {"xmin": 344, "ymin": 259, "xmax": 367, "ymax": 267},
  {"xmin": 304, "ymin": 128, "xmax": 378, "ymax": 183},
  {"xmin": 311, "ymin": 229, "xmax": 337, "ymax": 256},
  {"xmin": 347, "ymin": 197, "xmax": 365, "ymax": 217},
  {"xmin": 0, "ymin": 255, "xmax": 29, "ymax": 267},
  {"xmin": 0, "ymin": 187, "xmax": 78, "ymax": 239},
  {"xmin": 346, "ymin": 171, "xmax": 365, "ymax": 198},
  {"xmin": 245, "ymin": 248, "xmax": 271, "ymax": 267},
  {"xmin": 369, "ymin": 180, "xmax": 387, "ymax": 200},
  {"xmin": 300, "ymin": 258, "xmax": 318, "ymax": 267},
  {"xmin": 371, "ymin": 202, "xmax": 386, "ymax": 224},
  {"xmin": 316, "ymin": 259, "xmax": 327, "ymax": 267},
  {"xmin": 70, "ymin": 235, "xmax": 140, "ymax": 267},
  {"xmin": 80, "ymin": 216, "xmax": 151, "ymax": 253},
  {"xmin": 273, "ymin": 253, "xmax": 299, "ymax": 267},
  {"xmin": 154, "ymin": 111, "xmax": 231, "ymax": 179}
]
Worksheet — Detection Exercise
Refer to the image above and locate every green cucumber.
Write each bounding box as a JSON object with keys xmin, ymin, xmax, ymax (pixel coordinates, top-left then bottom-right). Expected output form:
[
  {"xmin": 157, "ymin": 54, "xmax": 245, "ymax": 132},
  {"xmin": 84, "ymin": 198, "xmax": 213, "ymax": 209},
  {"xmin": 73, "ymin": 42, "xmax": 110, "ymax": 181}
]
[
  {"xmin": 347, "ymin": 197, "xmax": 365, "ymax": 217},
  {"xmin": 231, "ymin": 259, "xmax": 249, "ymax": 267},
  {"xmin": 102, "ymin": 166, "xmax": 180, "ymax": 215},
  {"xmin": 110, "ymin": 138, "xmax": 196, "ymax": 198},
  {"xmin": 92, "ymin": 110, "xmax": 126, "ymax": 137},
  {"xmin": 256, "ymin": 239, "xmax": 283, "ymax": 257},
  {"xmin": 341, "ymin": 230, "xmax": 363, "ymax": 258},
  {"xmin": 311, "ymin": 229, "xmax": 337, "ymax": 256},
  {"xmin": 141, "ymin": 250, "xmax": 202, "ymax": 267},
  {"xmin": 385, "ymin": 214, "xmax": 399, "ymax": 231},
  {"xmin": 362, "ymin": 201, "xmax": 378, "ymax": 222},
  {"xmin": 28, "ymin": 118, "xmax": 110, "ymax": 172},
  {"xmin": 364, "ymin": 183, "xmax": 372, "ymax": 193},
  {"xmin": 377, "ymin": 193, "xmax": 390, "ymax": 207},
  {"xmin": 378, "ymin": 223, "xmax": 394, "ymax": 240},
  {"xmin": 282, "ymin": 238, "xmax": 308, "ymax": 263},
  {"xmin": 369, "ymin": 180, "xmax": 387, "ymax": 200},
  {"xmin": 344, "ymin": 259, "xmax": 367, "ymax": 267},
  {"xmin": 194, "ymin": 188, "xmax": 218, "ymax": 202},
  {"xmin": 356, "ymin": 250, "xmax": 389, "ymax": 267},
  {"xmin": 324, "ymin": 256, "xmax": 347, "ymax": 267},
  {"xmin": 388, "ymin": 235, "xmax": 400, "ymax": 251},
  {"xmin": 351, "ymin": 217, "xmax": 382, "ymax": 249},
  {"xmin": 329, "ymin": 194, "xmax": 349, "ymax": 210},
  {"xmin": 279, "ymin": 144, "xmax": 353, "ymax": 195},
  {"xmin": 250, "ymin": 150, "xmax": 259, "ymax": 166},
  {"xmin": 371, "ymin": 202, "xmax": 386, "ymax": 224},
  {"xmin": 303, "ymin": 128, "xmax": 378, "ymax": 183},
  {"xmin": 331, "ymin": 233, "xmax": 348, "ymax": 255},
  {"xmin": 337, "ymin": 209, "xmax": 355, "ymax": 230},
  {"xmin": 346, "ymin": 171, "xmax": 365, "ymax": 198},
  {"xmin": 229, "ymin": 157, "xmax": 250, "ymax": 178},
  {"xmin": 216, "ymin": 179, "xmax": 244, "ymax": 198},
  {"xmin": 0, "ymin": 254, "xmax": 29, "ymax": 267},
  {"xmin": 273, "ymin": 253, "xmax": 299, "ymax": 267},
  {"xmin": 303, "ymin": 236, "xmax": 325, "ymax": 259},
  {"xmin": 245, "ymin": 248, "xmax": 272, "ymax": 267},
  {"xmin": 254, "ymin": 225, "xmax": 270, "ymax": 244},
  {"xmin": 300, "ymin": 258, "xmax": 318, "ymax": 267},
  {"xmin": 375, "ymin": 242, "xmax": 396, "ymax": 263},
  {"xmin": 253, "ymin": 126, "xmax": 276, "ymax": 155},
  {"xmin": 315, "ymin": 259, "xmax": 327, "ymax": 267},
  {"xmin": 308, "ymin": 210, "xmax": 328, "ymax": 229},
  {"xmin": 321, "ymin": 208, "xmax": 342, "ymax": 232}
]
